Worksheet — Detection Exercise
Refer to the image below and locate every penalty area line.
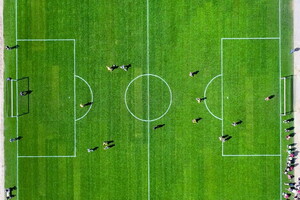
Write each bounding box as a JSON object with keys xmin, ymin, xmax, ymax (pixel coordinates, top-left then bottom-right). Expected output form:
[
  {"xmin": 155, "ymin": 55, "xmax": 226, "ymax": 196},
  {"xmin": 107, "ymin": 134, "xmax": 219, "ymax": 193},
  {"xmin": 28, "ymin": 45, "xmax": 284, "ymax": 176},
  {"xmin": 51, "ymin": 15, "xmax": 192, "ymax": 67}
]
[
  {"xmin": 221, "ymin": 37, "xmax": 280, "ymax": 40},
  {"xmin": 222, "ymin": 154, "xmax": 281, "ymax": 157},
  {"xmin": 203, "ymin": 74, "xmax": 222, "ymax": 121},
  {"xmin": 18, "ymin": 155, "xmax": 76, "ymax": 158},
  {"xmin": 75, "ymin": 75, "xmax": 94, "ymax": 122},
  {"xmin": 17, "ymin": 39, "xmax": 75, "ymax": 42}
]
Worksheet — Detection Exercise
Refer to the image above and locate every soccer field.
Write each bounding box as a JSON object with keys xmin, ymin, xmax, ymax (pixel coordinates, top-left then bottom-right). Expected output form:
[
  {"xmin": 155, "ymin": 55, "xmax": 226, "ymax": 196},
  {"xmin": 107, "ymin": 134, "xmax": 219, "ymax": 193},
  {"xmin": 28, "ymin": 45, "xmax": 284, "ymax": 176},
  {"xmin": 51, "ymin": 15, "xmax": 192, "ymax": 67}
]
[{"xmin": 4, "ymin": 0, "xmax": 293, "ymax": 199}]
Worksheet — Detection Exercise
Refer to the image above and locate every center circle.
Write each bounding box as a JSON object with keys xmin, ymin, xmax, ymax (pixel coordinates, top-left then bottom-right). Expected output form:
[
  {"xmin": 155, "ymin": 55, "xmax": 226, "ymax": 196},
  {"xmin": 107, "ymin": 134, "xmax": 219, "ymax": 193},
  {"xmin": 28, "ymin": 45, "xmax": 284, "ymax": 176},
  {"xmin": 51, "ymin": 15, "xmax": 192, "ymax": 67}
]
[{"xmin": 124, "ymin": 74, "xmax": 172, "ymax": 122}]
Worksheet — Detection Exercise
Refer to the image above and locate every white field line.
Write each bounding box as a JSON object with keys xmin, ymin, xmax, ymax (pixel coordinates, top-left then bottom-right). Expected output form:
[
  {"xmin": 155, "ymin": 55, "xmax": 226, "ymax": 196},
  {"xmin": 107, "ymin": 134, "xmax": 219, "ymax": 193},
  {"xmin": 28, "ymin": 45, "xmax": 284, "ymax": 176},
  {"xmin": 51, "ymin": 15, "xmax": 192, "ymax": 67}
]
[
  {"xmin": 221, "ymin": 39, "xmax": 224, "ymax": 156},
  {"xmin": 223, "ymin": 154, "xmax": 281, "ymax": 157},
  {"xmin": 278, "ymin": 0, "xmax": 282, "ymax": 198},
  {"xmin": 15, "ymin": 1, "xmax": 19, "ymax": 199},
  {"xmin": 146, "ymin": 0, "xmax": 150, "ymax": 199},
  {"xmin": 18, "ymin": 155, "xmax": 75, "ymax": 158},
  {"xmin": 203, "ymin": 74, "xmax": 222, "ymax": 120},
  {"xmin": 222, "ymin": 37, "xmax": 280, "ymax": 40},
  {"xmin": 221, "ymin": 38, "xmax": 282, "ymax": 161},
  {"xmin": 75, "ymin": 75, "xmax": 94, "ymax": 122},
  {"xmin": 17, "ymin": 40, "xmax": 76, "ymax": 158},
  {"xmin": 17, "ymin": 39, "xmax": 75, "ymax": 41},
  {"xmin": 124, "ymin": 74, "xmax": 172, "ymax": 122},
  {"xmin": 147, "ymin": 113, "xmax": 150, "ymax": 200},
  {"xmin": 73, "ymin": 41, "xmax": 77, "ymax": 157},
  {"xmin": 0, "ymin": 0, "xmax": 5, "ymax": 199}
]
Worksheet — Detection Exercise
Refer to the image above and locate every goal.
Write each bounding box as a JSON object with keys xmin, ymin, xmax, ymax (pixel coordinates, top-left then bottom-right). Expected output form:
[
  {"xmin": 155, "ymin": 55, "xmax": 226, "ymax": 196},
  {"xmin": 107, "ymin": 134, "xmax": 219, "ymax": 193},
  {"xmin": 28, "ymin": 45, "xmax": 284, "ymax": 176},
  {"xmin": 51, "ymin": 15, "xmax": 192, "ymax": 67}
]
[
  {"xmin": 6, "ymin": 77, "xmax": 30, "ymax": 117},
  {"xmin": 281, "ymin": 76, "xmax": 293, "ymax": 116}
]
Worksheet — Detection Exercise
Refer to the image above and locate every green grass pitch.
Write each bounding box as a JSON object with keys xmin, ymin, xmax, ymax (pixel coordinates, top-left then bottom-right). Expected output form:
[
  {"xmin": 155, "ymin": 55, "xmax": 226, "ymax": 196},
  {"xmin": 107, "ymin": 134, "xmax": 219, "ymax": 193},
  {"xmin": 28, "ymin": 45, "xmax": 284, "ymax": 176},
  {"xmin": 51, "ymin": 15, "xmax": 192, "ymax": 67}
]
[{"xmin": 4, "ymin": 0, "xmax": 293, "ymax": 199}]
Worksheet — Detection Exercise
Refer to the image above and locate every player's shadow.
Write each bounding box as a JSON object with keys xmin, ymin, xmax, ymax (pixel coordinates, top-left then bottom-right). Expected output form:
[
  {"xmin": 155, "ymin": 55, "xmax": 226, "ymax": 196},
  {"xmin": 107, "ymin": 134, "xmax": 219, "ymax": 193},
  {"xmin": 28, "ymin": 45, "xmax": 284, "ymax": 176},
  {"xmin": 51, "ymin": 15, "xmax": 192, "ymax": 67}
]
[
  {"xmin": 293, "ymin": 151, "xmax": 299, "ymax": 157},
  {"xmin": 268, "ymin": 95, "xmax": 275, "ymax": 100},
  {"xmin": 289, "ymin": 147, "xmax": 296, "ymax": 151},
  {"xmin": 220, "ymin": 135, "xmax": 232, "ymax": 141},
  {"xmin": 16, "ymin": 136, "xmax": 23, "ymax": 141},
  {"xmin": 286, "ymin": 118, "xmax": 294, "ymax": 122},
  {"xmin": 124, "ymin": 64, "xmax": 131, "ymax": 70},
  {"xmin": 286, "ymin": 127, "xmax": 295, "ymax": 131},
  {"xmin": 225, "ymin": 136, "xmax": 232, "ymax": 141},
  {"xmin": 236, "ymin": 120, "xmax": 243, "ymax": 125},
  {"xmin": 10, "ymin": 186, "xmax": 17, "ymax": 190},
  {"xmin": 154, "ymin": 124, "xmax": 165, "ymax": 130},
  {"xmin": 195, "ymin": 118, "xmax": 202, "ymax": 122},
  {"xmin": 11, "ymin": 45, "xmax": 19, "ymax": 49},
  {"xmin": 289, "ymin": 158, "xmax": 296, "ymax": 164},
  {"xmin": 293, "ymin": 163, "xmax": 299, "ymax": 167},
  {"xmin": 192, "ymin": 71, "xmax": 199, "ymax": 75},
  {"xmin": 21, "ymin": 90, "xmax": 32, "ymax": 96},
  {"xmin": 295, "ymin": 48, "xmax": 300, "ymax": 51},
  {"xmin": 92, "ymin": 147, "xmax": 99, "ymax": 151},
  {"xmin": 288, "ymin": 133, "xmax": 296, "ymax": 138}
]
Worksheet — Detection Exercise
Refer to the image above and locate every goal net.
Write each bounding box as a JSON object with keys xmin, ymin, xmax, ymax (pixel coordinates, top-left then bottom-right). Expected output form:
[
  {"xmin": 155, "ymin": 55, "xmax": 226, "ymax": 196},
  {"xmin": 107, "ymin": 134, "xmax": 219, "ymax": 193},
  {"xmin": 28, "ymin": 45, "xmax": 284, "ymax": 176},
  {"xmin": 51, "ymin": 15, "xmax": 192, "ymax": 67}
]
[
  {"xmin": 281, "ymin": 76, "xmax": 293, "ymax": 116},
  {"xmin": 6, "ymin": 77, "xmax": 30, "ymax": 117}
]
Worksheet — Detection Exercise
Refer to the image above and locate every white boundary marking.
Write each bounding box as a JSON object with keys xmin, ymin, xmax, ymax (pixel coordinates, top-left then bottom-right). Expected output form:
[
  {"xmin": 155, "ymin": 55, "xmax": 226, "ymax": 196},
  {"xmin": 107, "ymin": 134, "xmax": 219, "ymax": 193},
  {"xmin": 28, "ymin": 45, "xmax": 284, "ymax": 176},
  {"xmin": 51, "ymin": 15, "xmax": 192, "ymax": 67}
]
[
  {"xmin": 278, "ymin": 0, "xmax": 282, "ymax": 198},
  {"xmin": 15, "ymin": 0, "xmax": 19, "ymax": 199},
  {"xmin": 221, "ymin": 39, "xmax": 224, "ymax": 155},
  {"xmin": 222, "ymin": 37, "xmax": 280, "ymax": 40},
  {"xmin": 16, "ymin": 39, "xmax": 76, "ymax": 158},
  {"xmin": 124, "ymin": 74, "xmax": 172, "ymax": 122},
  {"xmin": 146, "ymin": 0, "xmax": 150, "ymax": 199},
  {"xmin": 73, "ymin": 41, "xmax": 76, "ymax": 156},
  {"xmin": 17, "ymin": 39, "xmax": 75, "ymax": 41},
  {"xmin": 203, "ymin": 74, "xmax": 222, "ymax": 120},
  {"xmin": 75, "ymin": 75, "xmax": 94, "ymax": 121},
  {"xmin": 12, "ymin": 1, "xmax": 284, "ymax": 200},
  {"xmin": 223, "ymin": 154, "xmax": 281, "ymax": 157},
  {"xmin": 221, "ymin": 31, "xmax": 283, "ymax": 200},
  {"xmin": 18, "ymin": 155, "xmax": 75, "ymax": 158},
  {"xmin": 221, "ymin": 37, "xmax": 281, "ymax": 157}
]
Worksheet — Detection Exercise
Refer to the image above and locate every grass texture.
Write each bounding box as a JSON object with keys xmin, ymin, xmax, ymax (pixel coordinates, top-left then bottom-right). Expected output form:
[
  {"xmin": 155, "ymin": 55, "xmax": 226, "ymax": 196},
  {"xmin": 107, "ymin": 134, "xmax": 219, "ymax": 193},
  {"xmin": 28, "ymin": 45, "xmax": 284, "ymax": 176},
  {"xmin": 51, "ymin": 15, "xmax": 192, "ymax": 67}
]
[{"xmin": 4, "ymin": 0, "xmax": 293, "ymax": 199}]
